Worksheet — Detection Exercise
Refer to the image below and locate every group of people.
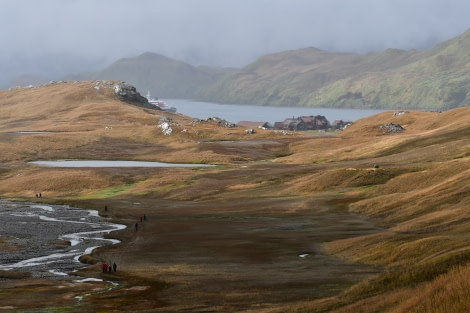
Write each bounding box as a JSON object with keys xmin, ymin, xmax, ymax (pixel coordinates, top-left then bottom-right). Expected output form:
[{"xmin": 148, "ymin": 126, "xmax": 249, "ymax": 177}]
[
  {"xmin": 135, "ymin": 214, "xmax": 147, "ymax": 231},
  {"xmin": 102, "ymin": 262, "xmax": 117, "ymax": 273},
  {"xmin": 104, "ymin": 205, "xmax": 147, "ymax": 231},
  {"xmin": 100, "ymin": 205, "xmax": 149, "ymax": 275}
]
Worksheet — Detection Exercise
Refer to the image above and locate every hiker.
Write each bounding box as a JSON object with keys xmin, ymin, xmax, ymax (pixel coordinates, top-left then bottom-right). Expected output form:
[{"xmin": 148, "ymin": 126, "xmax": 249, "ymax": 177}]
[
  {"xmin": 108, "ymin": 266, "xmax": 112, "ymax": 273},
  {"xmin": 113, "ymin": 263, "xmax": 117, "ymax": 272},
  {"xmin": 39, "ymin": 193, "xmax": 42, "ymax": 198},
  {"xmin": 102, "ymin": 263, "xmax": 108, "ymax": 273},
  {"xmin": 143, "ymin": 214, "xmax": 146, "ymax": 221},
  {"xmin": 140, "ymin": 216, "xmax": 143, "ymax": 222},
  {"xmin": 135, "ymin": 222, "xmax": 138, "ymax": 231}
]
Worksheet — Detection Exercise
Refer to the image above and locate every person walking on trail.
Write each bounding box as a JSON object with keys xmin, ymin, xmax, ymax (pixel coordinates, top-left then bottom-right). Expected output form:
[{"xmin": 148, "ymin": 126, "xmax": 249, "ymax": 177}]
[
  {"xmin": 140, "ymin": 216, "xmax": 143, "ymax": 222},
  {"xmin": 143, "ymin": 214, "xmax": 146, "ymax": 221},
  {"xmin": 102, "ymin": 263, "xmax": 108, "ymax": 273},
  {"xmin": 113, "ymin": 263, "xmax": 117, "ymax": 272},
  {"xmin": 135, "ymin": 222, "xmax": 138, "ymax": 231}
]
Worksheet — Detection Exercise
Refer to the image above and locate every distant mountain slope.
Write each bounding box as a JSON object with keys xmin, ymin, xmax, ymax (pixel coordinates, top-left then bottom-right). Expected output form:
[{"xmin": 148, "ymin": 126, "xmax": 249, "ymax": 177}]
[
  {"xmin": 201, "ymin": 29, "xmax": 470, "ymax": 109},
  {"xmin": 66, "ymin": 29, "xmax": 470, "ymax": 110},
  {"xmin": 321, "ymin": 29, "xmax": 470, "ymax": 110},
  {"xmin": 198, "ymin": 47, "xmax": 424, "ymax": 107},
  {"xmin": 66, "ymin": 52, "xmax": 233, "ymax": 99}
]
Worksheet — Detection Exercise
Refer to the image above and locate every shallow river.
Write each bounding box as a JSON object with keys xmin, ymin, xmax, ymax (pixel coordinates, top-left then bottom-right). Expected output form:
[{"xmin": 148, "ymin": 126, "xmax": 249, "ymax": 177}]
[{"xmin": 0, "ymin": 200, "xmax": 125, "ymax": 278}]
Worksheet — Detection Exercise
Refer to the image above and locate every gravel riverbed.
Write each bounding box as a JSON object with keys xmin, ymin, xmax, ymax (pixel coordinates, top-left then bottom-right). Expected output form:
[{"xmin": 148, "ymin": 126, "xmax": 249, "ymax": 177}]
[{"xmin": 0, "ymin": 200, "xmax": 125, "ymax": 279}]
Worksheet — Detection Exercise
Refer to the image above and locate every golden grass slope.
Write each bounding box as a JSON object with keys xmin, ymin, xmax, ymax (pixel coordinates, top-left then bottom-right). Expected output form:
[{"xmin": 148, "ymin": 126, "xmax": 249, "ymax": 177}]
[
  {"xmin": 3, "ymin": 81, "xmax": 470, "ymax": 312},
  {"xmin": 0, "ymin": 81, "xmax": 294, "ymax": 164}
]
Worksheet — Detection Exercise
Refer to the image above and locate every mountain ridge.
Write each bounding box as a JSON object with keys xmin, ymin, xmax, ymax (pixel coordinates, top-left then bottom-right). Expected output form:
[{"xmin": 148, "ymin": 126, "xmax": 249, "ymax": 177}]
[
  {"xmin": 65, "ymin": 52, "xmax": 232, "ymax": 99},
  {"xmin": 16, "ymin": 28, "xmax": 470, "ymax": 110}
]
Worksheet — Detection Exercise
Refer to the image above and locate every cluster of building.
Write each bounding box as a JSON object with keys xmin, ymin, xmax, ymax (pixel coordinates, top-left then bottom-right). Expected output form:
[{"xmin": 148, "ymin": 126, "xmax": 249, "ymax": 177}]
[{"xmin": 238, "ymin": 115, "xmax": 352, "ymax": 131}]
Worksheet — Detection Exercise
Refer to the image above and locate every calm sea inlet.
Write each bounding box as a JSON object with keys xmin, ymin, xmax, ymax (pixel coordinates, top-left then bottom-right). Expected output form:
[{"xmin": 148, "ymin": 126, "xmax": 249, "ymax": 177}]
[{"xmin": 169, "ymin": 99, "xmax": 386, "ymax": 125}]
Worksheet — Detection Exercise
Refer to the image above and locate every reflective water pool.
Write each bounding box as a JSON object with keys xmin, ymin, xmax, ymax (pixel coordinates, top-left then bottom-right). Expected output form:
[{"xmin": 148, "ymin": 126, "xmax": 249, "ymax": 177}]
[{"xmin": 30, "ymin": 160, "xmax": 213, "ymax": 168}]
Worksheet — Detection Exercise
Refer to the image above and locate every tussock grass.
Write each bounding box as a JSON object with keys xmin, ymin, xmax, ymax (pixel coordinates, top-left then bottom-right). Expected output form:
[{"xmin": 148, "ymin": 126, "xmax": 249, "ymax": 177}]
[
  {"xmin": 349, "ymin": 250, "xmax": 470, "ymax": 296},
  {"xmin": 287, "ymin": 167, "xmax": 406, "ymax": 194},
  {"xmin": 297, "ymin": 252, "xmax": 470, "ymax": 313},
  {"xmin": 393, "ymin": 264, "xmax": 470, "ymax": 313}
]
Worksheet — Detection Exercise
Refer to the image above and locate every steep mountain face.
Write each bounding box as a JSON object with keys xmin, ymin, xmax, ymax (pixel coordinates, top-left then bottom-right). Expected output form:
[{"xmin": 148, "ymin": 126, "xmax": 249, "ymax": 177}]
[{"xmin": 66, "ymin": 52, "xmax": 232, "ymax": 99}]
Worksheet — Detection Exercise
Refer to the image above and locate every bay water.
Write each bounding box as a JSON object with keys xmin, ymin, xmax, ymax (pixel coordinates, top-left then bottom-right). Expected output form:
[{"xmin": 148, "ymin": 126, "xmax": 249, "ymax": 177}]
[{"xmin": 168, "ymin": 99, "xmax": 386, "ymax": 125}]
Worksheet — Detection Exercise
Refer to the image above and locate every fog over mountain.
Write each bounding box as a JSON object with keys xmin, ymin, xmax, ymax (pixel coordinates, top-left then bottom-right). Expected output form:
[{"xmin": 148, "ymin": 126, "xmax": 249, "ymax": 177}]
[{"xmin": 2, "ymin": 0, "xmax": 470, "ymax": 88}]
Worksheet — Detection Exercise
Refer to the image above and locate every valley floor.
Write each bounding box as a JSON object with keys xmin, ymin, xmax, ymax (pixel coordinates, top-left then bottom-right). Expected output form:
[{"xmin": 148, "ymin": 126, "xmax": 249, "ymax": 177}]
[{"xmin": 1, "ymin": 193, "xmax": 383, "ymax": 312}]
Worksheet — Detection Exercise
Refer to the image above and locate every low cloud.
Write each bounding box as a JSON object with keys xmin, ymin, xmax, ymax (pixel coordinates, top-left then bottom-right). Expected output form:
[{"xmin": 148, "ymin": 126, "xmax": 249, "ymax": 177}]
[{"xmin": 2, "ymin": 0, "xmax": 470, "ymax": 86}]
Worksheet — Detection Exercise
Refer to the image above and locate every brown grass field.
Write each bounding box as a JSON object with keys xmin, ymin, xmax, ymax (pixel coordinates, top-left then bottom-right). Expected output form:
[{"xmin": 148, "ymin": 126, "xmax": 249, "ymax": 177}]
[{"xmin": 2, "ymin": 81, "xmax": 470, "ymax": 312}]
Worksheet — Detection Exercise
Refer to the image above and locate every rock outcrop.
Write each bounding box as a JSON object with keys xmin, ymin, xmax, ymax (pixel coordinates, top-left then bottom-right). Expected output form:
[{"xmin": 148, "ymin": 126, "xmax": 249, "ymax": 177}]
[
  {"xmin": 194, "ymin": 117, "xmax": 237, "ymax": 128},
  {"xmin": 378, "ymin": 123, "xmax": 405, "ymax": 134},
  {"xmin": 113, "ymin": 82, "xmax": 157, "ymax": 109}
]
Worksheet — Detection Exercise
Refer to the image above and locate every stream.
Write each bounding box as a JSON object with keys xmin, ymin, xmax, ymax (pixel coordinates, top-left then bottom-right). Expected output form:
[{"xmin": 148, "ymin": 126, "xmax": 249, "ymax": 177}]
[{"xmin": 0, "ymin": 200, "xmax": 125, "ymax": 279}]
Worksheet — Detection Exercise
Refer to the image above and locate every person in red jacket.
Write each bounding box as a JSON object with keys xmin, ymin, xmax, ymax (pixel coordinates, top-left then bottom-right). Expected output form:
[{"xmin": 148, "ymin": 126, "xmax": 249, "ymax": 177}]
[{"xmin": 102, "ymin": 263, "xmax": 108, "ymax": 273}]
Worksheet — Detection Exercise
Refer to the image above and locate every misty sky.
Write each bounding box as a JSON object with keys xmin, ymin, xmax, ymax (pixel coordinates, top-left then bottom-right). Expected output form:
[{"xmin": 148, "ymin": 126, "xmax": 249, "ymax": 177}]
[{"xmin": 2, "ymin": 0, "xmax": 470, "ymax": 86}]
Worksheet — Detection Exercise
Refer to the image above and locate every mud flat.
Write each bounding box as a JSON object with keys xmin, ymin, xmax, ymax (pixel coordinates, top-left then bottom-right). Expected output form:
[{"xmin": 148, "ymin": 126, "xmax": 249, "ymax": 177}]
[{"xmin": 0, "ymin": 200, "xmax": 125, "ymax": 279}]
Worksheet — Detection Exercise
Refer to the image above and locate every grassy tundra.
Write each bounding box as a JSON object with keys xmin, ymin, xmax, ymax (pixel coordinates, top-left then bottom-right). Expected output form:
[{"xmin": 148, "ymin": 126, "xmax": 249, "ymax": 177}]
[{"xmin": 1, "ymin": 81, "xmax": 470, "ymax": 312}]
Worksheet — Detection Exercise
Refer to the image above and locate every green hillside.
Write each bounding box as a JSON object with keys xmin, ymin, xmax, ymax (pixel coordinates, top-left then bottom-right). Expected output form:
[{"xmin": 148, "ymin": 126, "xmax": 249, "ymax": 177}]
[
  {"xmin": 198, "ymin": 47, "xmax": 423, "ymax": 107},
  {"xmin": 68, "ymin": 29, "xmax": 470, "ymax": 110},
  {"xmin": 201, "ymin": 29, "xmax": 470, "ymax": 109}
]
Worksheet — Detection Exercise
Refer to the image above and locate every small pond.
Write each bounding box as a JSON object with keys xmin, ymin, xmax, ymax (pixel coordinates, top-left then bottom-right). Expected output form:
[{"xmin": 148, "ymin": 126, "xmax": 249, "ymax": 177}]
[
  {"xmin": 30, "ymin": 160, "xmax": 213, "ymax": 168},
  {"xmin": 16, "ymin": 131, "xmax": 53, "ymax": 134}
]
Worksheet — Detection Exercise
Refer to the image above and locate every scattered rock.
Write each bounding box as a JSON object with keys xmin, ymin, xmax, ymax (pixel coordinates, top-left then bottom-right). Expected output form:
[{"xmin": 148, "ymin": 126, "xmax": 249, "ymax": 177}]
[
  {"xmin": 273, "ymin": 130, "xmax": 294, "ymax": 135},
  {"xmin": 158, "ymin": 122, "xmax": 172, "ymax": 135},
  {"xmin": 393, "ymin": 111, "xmax": 408, "ymax": 116},
  {"xmin": 378, "ymin": 123, "xmax": 405, "ymax": 134},
  {"xmin": 157, "ymin": 117, "xmax": 181, "ymax": 136},
  {"xmin": 193, "ymin": 117, "xmax": 237, "ymax": 128}
]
